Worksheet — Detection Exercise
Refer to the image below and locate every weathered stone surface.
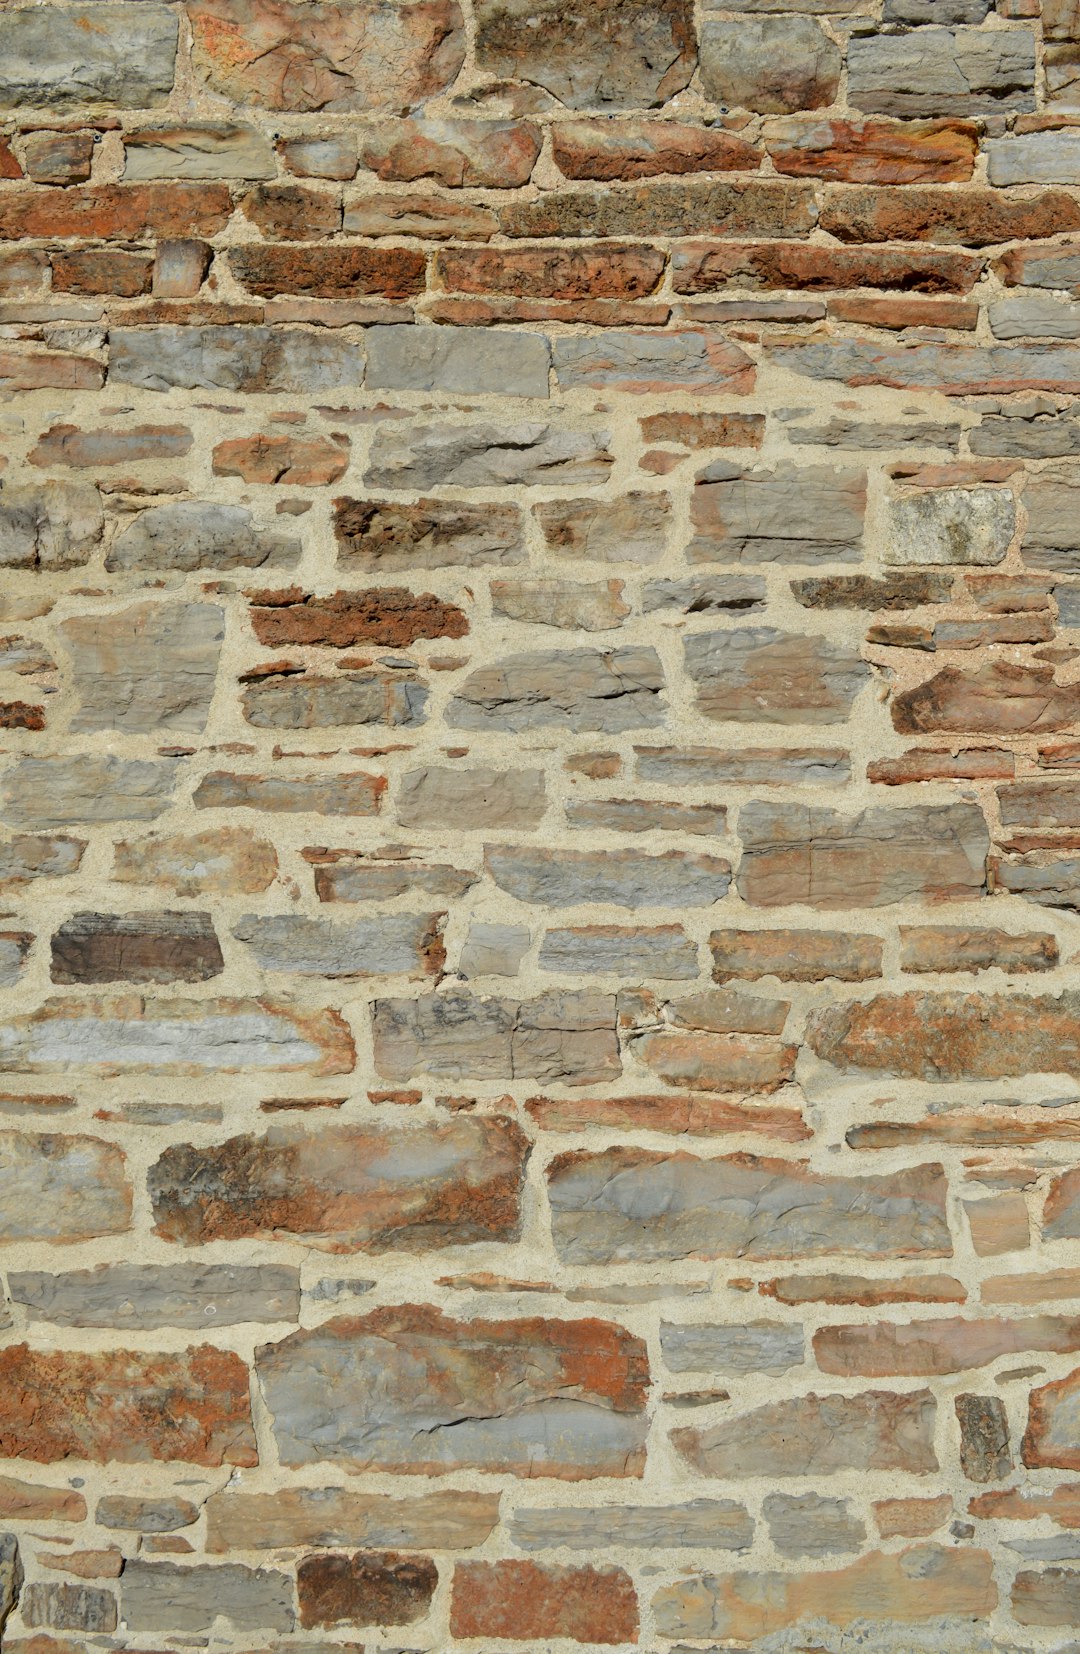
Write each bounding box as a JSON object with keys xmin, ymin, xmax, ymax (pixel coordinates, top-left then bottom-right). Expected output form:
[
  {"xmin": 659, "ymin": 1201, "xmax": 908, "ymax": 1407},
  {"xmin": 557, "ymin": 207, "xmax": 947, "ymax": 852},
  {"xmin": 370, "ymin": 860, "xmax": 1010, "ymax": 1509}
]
[
  {"xmin": 299, "ymin": 1551, "xmax": 436, "ymax": 1628},
  {"xmin": 367, "ymin": 324, "xmax": 549, "ymax": 397},
  {"xmin": 688, "ymin": 464, "xmax": 865, "ymax": 563},
  {"xmin": 189, "ymin": 0, "xmax": 465, "ymax": 112},
  {"xmin": 847, "ymin": 27, "xmax": 1036, "ymax": 116},
  {"xmin": 736, "ymin": 801, "xmax": 987, "ymax": 907},
  {"xmin": 362, "ymin": 116, "xmax": 540, "ymax": 186},
  {"xmin": 241, "ymin": 670, "xmax": 428, "ymax": 730},
  {"xmin": 821, "ymin": 184, "xmax": 1079, "ymax": 248},
  {"xmin": 1, "ymin": 756, "xmax": 177, "ymax": 829},
  {"xmin": 448, "ymin": 646, "xmax": 664, "ymax": 732},
  {"xmin": 249, "ymin": 587, "xmax": 468, "ymax": 649},
  {"xmin": 121, "ymin": 1560, "xmax": 292, "ymax": 1633},
  {"xmin": 0, "ymin": 6, "xmax": 178, "ymax": 108},
  {"xmin": 661, "ymin": 1320, "xmax": 803, "ymax": 1374},
  {"xmin": 207, "ymin": 1484, "xmax": 498, "ymax": 1552},
  {"xmin": 684, "ymin": 627, "xmax": 871, "ymax": 724},
  {"xmin": 195, "ymin": 770, "xmax": 385, "ymax": 816},
  {"xmin": 487, "ymin": 845, "xmax": 729, "ymax": 909},
  {"xmin": 957, "ymin": 1394, "xmax": 1012, "ymax": 1483},
  {"xmin": 234, "ymin": 912, "xmax": 444, "ymax": 977},
  {"xmin": 638, "ymin": 745, "xmax": 851, "ymax": 787},
  {"xmin": 653, "ymin": 1546, "xmax": 997, "ymax": 1640},
  {"xmin": 113, "ymin": 828, "xmax": 277, "ymax": 897},
  {"xmin": 96, "ymin": 1495, "xmax": 198, "ymax": 1532},
  {"xmin": 700, "ymin": 17, "xmax": 841, "ymax": 113},
  {"xmin": 540, "ymin": 925, "xmax": 698, "ymax": 979},
  {"xmin": 0, "ymin": 1131, "xmax": 130, "ymax": 1244},
  {"xmin": 124, "ymin": 123, "xmax": 275, "ymax": 180},
  {"xmin": 1023, "ymin": 1367, "xmax": 1080, "ymax": 1468},
  {"xmin": 450, "ymin": 1560, "xmax": 638, "ymax": 1644},
  {"xmin": 815, "ymin": 1316, "xmax": 1080, "ymax": 1376},
  {"xmin": 553, "ymin": 330, "xmax": 753, "ymax": 394},
  {"xmin": 367, "ymin": 421, "xmax": 613, "ymax": 488},
  {"xmin": 473, "ymin": 0, "xmax": 696, "ymax": 109},
  {"xmin": 107, "ymin": 502, "xmax": 299, "ymax": 572},
  {"xmin": 51, "ymin": 912, "xmax": 224, "ymax": 984},
  {"xmin": 0, "ymin": 1345, "xmax": 256, "ymax": 1466},
  {"xmin": 150, "ymin": 1116, "xmax": 526, "ymax": 1250},
  {"xmin": 511, "ymin": 1499, "xmax": 752, "ymax": 1552},
  {"xmin": 885, "ymin": 488, "xmax": 1016, "ymax": 566},
  {"xmin": 10, "ymin": 1263, "xmax": 298, "ymax": 1329},
  {"xmin": 397, "ymin": 767, "xmax": 546, "ymax": 828},
  {"xmin": 535, "ymin": 492, "xmax": 668, "ymax": 563},
  {"xmin": 900, "ymin": 925, "xmax": 1057, "ymax": 975},
  {"xmin": 334, "ymin": 497, "xmax": 523, "ymax": 569},
  {"xmin": 373, "ymin": 992, "xmax": 618, "ymax": 1085},
  {"xmin": 0, "ymin": 836, "xmax": 84, "ymax": 890},
  {"xmin": 23, "ymin": 1582, "xmax": 114, "ymax": 1634},
  {"xmin": 548, "ymin": 1149, "xmax": 950, "ymax": 1263},
  {"xmin": 711, "ymin": 927, "xmax": 882, "ymax": 982},
  {"xmin": 311, "ymin": 850, "xmax": 475, "ymax": 900},
  {"xmin": 60, "ymin": 601, "xmax": 222, "ymax": 734},
  {"xmin": 501, "ymin": 177, "xmax": 816, "ymax": 240},
  {"xmin": 0, "ymin": 482, "xmax": 102, "ymax": 570},
  {"xmin": 554, "ymin": 120, "xmax": 759, "ymax": 180},
  {"xmin": 257, "ymin": 1306, "xmax": 649, "ymax": 1477},
  {"xmin": 491, "ymin": 577, "xmax": 629, "ymax": 631},
  {"xmin": 769, "ymin": 336, "xmax": 1080, "ymax": 396},
  {"xmin": 807, "ymin": 990, "xmax": 1080, "ymax": 1082},
  {"xmin": 110, "ymin": 326, "xmax": 364, "ymax": 394},
  {"xmin": 30, "ymin": 422, "xmax": 192, "ymax": 469},
  {"xmin": 764, "ymin": 1492, "xmax": 866, "ymax": 1558},
  {"xmin": 675, "ymin": 239, "xmax": 981, "ymax": 295},
  {"xmin": 672, "ymin": 1389, "xmax": 939, "ymax": 1478},
  {"xmin": 766, "ymin": 117, "xmax": 976, "ymax": 183},
  {"xmin": 0, "ymin": 996, "xmax": 354, "ymax": 1075},
  {"xmin": 893, "ymin": 660, "xmax": 1080, "ymax": 734}
]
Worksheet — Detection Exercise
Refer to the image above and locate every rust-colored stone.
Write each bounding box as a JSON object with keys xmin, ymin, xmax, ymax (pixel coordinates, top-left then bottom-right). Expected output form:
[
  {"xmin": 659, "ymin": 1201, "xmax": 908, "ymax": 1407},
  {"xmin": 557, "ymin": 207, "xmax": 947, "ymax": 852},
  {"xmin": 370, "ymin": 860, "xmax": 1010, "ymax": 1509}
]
[
  {"xmin": 0, "ymin": 1344, "xmax": 256, "ymax": 1466},
  {"xmin": 451, "ymin": 1561, "xmax": 638, "ymax": 1645},
  {"xmin": 299, "ymin": 1551, "xmax": 437, "ymax": 1628},
  {"xmin": 249, "ymin": 588, "xmax": 469, "ymax": 648}
]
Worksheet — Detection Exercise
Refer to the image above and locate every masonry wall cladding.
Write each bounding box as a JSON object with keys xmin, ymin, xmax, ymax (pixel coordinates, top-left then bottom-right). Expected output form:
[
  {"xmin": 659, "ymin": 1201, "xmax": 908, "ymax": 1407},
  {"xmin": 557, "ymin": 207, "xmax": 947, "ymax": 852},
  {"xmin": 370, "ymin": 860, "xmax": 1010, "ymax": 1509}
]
[{"xmin": 5, "ymin": 0, "xmax": 1080, "ymax": 1650}]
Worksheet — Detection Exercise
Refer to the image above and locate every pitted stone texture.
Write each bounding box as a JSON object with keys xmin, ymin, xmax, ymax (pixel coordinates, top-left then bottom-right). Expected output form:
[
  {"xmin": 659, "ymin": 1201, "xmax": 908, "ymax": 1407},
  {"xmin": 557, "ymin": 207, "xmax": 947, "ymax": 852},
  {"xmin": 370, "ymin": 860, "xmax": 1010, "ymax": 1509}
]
[
  {"xmin": 885, "ymin": 487, "xmax": 1017, "ymax": 566},
  {"xmin": 257, "ymin": 1306, "xmax": 649, "ymax": 1477},
  {"xmin": 473, "ymin": 0, "xmax": 696, "ymax": 110},
  {"xmin": 0, "ymin": 1345, "xmax": 257, "ymax": 1466}
]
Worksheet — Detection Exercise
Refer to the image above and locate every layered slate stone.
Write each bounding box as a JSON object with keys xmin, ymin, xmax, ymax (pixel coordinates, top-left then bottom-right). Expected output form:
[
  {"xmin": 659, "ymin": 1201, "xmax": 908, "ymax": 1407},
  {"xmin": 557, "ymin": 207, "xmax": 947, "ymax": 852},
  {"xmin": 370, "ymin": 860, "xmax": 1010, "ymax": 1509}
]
[
  {"xmin": 735, "ymin": 801, "xmax": 988, "ymax": 906},
  {"xmin": 256, "ymin": 1306, "xmax": 649, "ymax": 1477},
  {"xmin": 149, "ymin": 1117, "xmax": 529, "ymax": 1250},
  {"xmin": 372, "ymin": 992, "xmax": 619, "ymax": 1086},
  {"xmin": 547, "ymin": 1148, "xmax": 950, "ymax": 1263}
]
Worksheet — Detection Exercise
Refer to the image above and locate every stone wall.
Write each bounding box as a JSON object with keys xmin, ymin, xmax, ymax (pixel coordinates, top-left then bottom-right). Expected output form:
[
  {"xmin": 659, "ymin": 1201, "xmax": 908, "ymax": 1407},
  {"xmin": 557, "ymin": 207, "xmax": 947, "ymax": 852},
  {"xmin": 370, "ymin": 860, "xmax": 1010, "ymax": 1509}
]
[{"xmin": 1, "ymin": 0, "xmax": 1080, "ymax": 1647}]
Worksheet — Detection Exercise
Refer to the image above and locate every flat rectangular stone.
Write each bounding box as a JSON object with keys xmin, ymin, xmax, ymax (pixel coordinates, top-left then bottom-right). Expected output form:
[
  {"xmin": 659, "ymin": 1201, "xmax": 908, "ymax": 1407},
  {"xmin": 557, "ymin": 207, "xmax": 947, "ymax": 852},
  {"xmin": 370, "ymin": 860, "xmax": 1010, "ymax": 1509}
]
[
  {"xmin": 511, "ymin": 1500, "xmax": 753, "ymax": 1552},
  {"xmin": 688, "ymin": 464, "xmax": 865, "ymax": 563},
  {"xmin": 7, "ymin": 1263, "xmax": 299, "ymax": 1329},
  {"xmin": 373, "ymin": 992, "xmax": 619, "ymax": 1086},
  {"xmin": 121, "ymin": 1561, "xmax": 293, "ymax": 1635},
  {"xmin": 257, "ymin": 1305, "xmax": 649, "ymax": 1478},
  {"xmin": 0, "ymin": 6, "xmax": 177, "ymax": 107},
  {"xmin": 366, "ymin": 324, "xmax": 550, "ymax": 397},
  {"xmin": 847, "ymin": 27, "xmax": 1036, "ymax": 117},
  {"xmin": 206, "ymin": 1486, "xmax": 499, "ymax": 1552},
  {"xmin": 548, "ymin": 1147, "xmax": 950, "ymax": 1263}
]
